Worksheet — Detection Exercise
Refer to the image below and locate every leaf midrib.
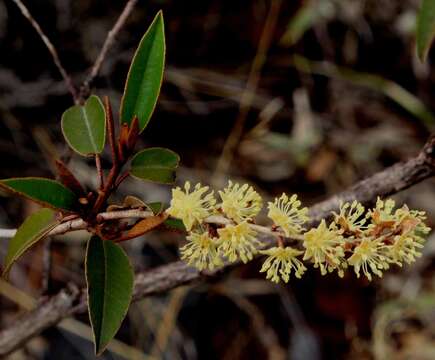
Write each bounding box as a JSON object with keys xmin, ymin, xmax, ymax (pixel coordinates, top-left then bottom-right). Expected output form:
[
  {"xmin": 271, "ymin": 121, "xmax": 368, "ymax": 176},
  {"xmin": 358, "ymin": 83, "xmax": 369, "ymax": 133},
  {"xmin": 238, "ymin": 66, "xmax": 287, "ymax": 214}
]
[
  {"xmin": 80, "ymin": 106, "xmax": 99, "ymax": 153},
  {"xmin": 98, "ymin": 240, "xmax": 109, "ymax": 349},
  {"xmin": 133, "ymin": 29, "xmax": 161, "ymax": 119}
]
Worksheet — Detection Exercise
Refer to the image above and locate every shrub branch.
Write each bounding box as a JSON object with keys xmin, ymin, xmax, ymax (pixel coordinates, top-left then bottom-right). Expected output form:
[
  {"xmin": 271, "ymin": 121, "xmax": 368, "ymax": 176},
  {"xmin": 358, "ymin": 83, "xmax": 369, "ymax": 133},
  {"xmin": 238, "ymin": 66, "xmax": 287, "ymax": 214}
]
[{"xmin": 0, "ymin": 135, "xmax": 434, "ymax": 356}]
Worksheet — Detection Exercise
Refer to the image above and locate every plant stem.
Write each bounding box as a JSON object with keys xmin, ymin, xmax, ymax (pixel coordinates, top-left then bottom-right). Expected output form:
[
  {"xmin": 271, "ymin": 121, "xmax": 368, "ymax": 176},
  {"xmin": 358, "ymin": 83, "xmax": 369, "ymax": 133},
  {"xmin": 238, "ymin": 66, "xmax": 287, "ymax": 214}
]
[
  {"xmin": 95, "ymin": 154, "xmax": 104, "ymax": 190},
  {"xmin": 90, "ymin": 162, "xmax": 121, "ymax": 217},
  {"xmin": 88, "ymin": 96, "xmax": 124, "ymax": 218},
  {"xmin": 114, "ymin": 171, "xmax": 129, "ymax": 189},
  {"xmin": 104, "ymin": 96, "xmax": 118, "ymax": 165}
]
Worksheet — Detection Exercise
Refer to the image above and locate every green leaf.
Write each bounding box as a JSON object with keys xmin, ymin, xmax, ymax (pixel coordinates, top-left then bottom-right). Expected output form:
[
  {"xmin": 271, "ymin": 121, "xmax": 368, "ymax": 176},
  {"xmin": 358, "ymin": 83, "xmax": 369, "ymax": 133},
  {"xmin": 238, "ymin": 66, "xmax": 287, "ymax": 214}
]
[
  {"xmin": 417, "ymin": 0, "xmax": 435, "ymax": 62},
  {"xmin": 163, "ymin": 218, "xmax": 186, "ymax": 232},
  {"xmin": 61, "ymin": 95, "xmax": 106, "ymax": 156},
  {"xmin": 147, "ymin": 202, "xmax": 163, "ymax": 215},
  {"xmin": 130, "ymin": 147, "xmax": 179, "ymax": 184},
  {"xmin": 2, "ymin": 208, "xmax": 58, "ymax": 277},
  {"xmin": 0, "ymin": 177, "xmax": 78, "ymax": 211},
  {"xmin": 86, "ymin": 236, "xmax": 134, "ymax": 355},
  {"xmin": 120, "ymin": 11, "xmax": 165, "ymax": 132}
]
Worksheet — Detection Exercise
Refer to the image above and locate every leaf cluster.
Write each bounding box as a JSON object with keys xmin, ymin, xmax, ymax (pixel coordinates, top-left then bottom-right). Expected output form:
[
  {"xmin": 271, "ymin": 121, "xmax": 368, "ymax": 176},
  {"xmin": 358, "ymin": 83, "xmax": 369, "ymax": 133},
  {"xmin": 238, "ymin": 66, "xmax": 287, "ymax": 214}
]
[{"xmin": 0, "ymin": 11, "xmax": 175, "ymax": 355}]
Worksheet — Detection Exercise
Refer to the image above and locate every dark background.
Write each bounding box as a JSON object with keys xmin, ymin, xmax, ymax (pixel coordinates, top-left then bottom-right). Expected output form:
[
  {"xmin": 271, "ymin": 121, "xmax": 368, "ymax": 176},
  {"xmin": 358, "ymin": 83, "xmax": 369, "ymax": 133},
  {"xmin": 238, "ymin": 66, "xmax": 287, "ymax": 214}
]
[{"xmin": 1, "ymin": 0, "xmax": 435, "ymax": 359}]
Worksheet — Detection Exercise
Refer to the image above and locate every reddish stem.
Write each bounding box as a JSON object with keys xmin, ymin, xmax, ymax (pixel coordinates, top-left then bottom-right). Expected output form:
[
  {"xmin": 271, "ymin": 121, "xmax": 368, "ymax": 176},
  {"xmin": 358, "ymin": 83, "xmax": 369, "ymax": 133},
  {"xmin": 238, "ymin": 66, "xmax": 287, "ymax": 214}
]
[
  {"xmin": 95, "ymin": 154, "xmax": 104, "ymax": 190},
  {"xmin": 114, "ymin": 171, "xmax": 129, "ymax": 189},
  {"xmin": 104, "ymin": 96, "xmax": 118, "ymax": 166}
]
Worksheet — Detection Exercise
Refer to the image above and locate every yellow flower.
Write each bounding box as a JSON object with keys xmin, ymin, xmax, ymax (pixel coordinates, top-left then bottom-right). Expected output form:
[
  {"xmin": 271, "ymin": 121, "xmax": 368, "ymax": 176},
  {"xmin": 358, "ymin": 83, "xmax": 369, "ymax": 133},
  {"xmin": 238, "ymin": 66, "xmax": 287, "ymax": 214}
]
[
  {"xmin": 267, "ymin": 193, "xmax": 308, "ymax": 237},
  {"xmin": 388, "ymin": 206, "xmax": 430, "ymax": 266},
  {"xmin": 167, "ymin": 182, "xmax": 216, "ymax": 231},
  {"xmin": 348, "ymin": 238, "xmax": 390, "ymax": 281},
  {"xmin": 333, "ymin": 200, "xmax": 366, "ymax": 233},
  {"xmin": 303, "ymin": 220, "xmax": 345, "ymax": 276},
  {"xmin": 180, "ymin": 231, "xmax": 223, "ymax": 271},
  {"xmin": 368, "ymin": 197, "xmax": 397, "ymax": 225},
  {"xmin": 260, "ymin": 246, "xmax": 306, "ymax": 283},
  {"xmin": 219, "ymin": 181, "xmax": 262, "ymax": 223},
  {"xmin": 388, "ymin": 233, "xmax": 424, "ymax": 266},
  {"xmin": 396, "ymin": 207, "xmax": 431, "ymax": 238},
  {"xmin": 217, "ymin": 221, "xmax": 261, "ymax": 263}
]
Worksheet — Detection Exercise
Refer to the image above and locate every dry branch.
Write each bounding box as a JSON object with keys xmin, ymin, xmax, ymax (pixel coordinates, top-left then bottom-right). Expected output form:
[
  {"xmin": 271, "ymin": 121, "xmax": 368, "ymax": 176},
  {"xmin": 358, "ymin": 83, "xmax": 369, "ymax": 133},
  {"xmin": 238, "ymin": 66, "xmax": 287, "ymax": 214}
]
[
  {"xmin": 0, "ymin": 135, "xmax": 434, "ymax": 356},
  {"xmin": 79, "ymin": 0, "xmax": 139, "ymax": 99},
  {"xmin": 11, "ymin": 0, "xmax": 79, "ymax": 102}
]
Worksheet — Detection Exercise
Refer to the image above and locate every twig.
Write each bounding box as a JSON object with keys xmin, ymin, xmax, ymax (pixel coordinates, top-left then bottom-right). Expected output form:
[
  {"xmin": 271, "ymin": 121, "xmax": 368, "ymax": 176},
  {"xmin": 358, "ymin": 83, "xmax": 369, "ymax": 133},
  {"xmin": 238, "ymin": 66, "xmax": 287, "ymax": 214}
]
[
  {"xmin": 0, "ymin": 229, "xmax": 18, "ymax": 238},
  {"xmin": 1, "ymin": 135, "xmax": 435, "ymax": 356},
  {"xmin": 11, "ymin": 0, "xmax": 79, "ymax": 103},
  {"xmin": 214, "ymin": 0, "xmax": 282, "ymax": 180},
  {"xmin": 114, "ymin": 171, "xmax": 130, "ymax": 189},
  {"xmin": 95, "ymin": 154, "xmax": 104, "ymax": 190},
  {"xmin": 96, "ymin": 209, "xmax": 153, "ymax": 222},
  {"xmin": 79, "ymin": 0, "xmax": 139, "ymax": 99},
  {"xmin": 1, "ymin": 134, "xmax": 435, "ymax": 241},
  {"xmin": 0, "ymin": 211, "xmax": 281, "ymax": 240},
  {"xmin": 308, "ymin": 135, "xmax": 435, "ymax": 222},
  {"xmin": 104, "ymin": 96, "xmax": 118, "ymax": 165},
  {"xmin": 0, "ymin": 280, "xmax": 151, "ymax": 359},
  {"xmin": 90, "ymin": 98, "xmax": 128, "ymax": 217},
  {"xmin": 12, "ymin": 0, "xmax": 140, "ymax": 104}
]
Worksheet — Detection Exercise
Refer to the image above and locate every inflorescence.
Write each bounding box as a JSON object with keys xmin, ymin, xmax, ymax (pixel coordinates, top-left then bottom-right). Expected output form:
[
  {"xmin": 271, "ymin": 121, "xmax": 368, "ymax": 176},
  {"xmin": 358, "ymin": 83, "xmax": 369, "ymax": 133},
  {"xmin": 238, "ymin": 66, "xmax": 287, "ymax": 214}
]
[{"xmin": 167, "ymin": 181, "xmax": 430, "ymax": 283}]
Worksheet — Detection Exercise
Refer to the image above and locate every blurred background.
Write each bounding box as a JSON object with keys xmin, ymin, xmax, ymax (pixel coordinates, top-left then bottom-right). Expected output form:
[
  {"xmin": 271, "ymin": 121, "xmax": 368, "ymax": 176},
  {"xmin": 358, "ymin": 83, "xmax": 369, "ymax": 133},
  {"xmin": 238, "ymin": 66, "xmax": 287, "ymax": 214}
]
[{"xmin": 1, "ymin": 0, "xmax": 435, "ymax": 359}]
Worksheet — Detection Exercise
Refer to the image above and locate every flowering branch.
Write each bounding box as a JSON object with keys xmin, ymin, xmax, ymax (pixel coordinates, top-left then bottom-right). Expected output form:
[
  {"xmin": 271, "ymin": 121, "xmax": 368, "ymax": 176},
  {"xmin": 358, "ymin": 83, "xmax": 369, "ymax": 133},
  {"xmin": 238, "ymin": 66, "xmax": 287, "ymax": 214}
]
[
  {"xmin": 169, "ymin": 182, "xmax": 430, "ymax": 283},
  {"xmin": 1, "ymin": 135, "xmax": 435, "ymax": 356}
]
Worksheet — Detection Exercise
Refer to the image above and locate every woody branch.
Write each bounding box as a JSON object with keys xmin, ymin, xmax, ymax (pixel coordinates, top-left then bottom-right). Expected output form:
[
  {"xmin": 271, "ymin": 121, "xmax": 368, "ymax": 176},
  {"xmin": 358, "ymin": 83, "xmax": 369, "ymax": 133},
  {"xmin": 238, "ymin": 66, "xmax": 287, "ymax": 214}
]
[{"xmin": 0, "ymin": 135, "xmax": 434, "ymax": 357}]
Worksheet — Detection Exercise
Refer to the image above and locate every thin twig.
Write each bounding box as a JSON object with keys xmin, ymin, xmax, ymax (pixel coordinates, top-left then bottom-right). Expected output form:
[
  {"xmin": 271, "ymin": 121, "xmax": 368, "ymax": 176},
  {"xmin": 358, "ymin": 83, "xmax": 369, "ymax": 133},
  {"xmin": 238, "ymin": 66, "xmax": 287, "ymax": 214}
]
[
  {"xmin": 0, "ymin": 211, "xmax": 275, "ymax": 240},
  {"xmin": 13, "ymin": 0, "xmax": 140, "ymax": 103},
  {"xmin": 104, "ymin": 96, "xmax": 118, "ymax": 165},
  {"xmin": 214, "ymin": 0, "xmax": 282, "ymax": 180},
  {"xmin": 95, "ymin": 154, "xmax": 104, "ymax": 190},
  {"xmin": 79, "ymin": 0, "xmax": 139, "ymax": 99},
  {"xmin": 114, "ymin": 171, "xmax": 130, "ymax": 189},
  {"xmin": 11, "ymin": 0, "xmax": 79, "ymax": 103},
  {"xmin": 0, "ymin": 229, "xmax": 18, "ymax": 238},
  {"xmin": 87, "ymin": 96, "xmax": 127, "ymax": 217}
]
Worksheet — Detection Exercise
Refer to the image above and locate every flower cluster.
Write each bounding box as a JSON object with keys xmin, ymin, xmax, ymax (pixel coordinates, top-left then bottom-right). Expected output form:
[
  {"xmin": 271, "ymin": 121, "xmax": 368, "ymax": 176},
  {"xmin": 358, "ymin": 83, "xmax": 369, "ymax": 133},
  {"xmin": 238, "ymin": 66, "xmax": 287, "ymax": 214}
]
[
  {"xmin": 328, "ymin": 198, "xmax": 430, "ymax": 281},
  {"xmin": 168, "ymin": 181, "xmax": 431, "ymax": 284},
  {"xmin": 303, "ymin": 220, "xmax": 346, "ymax": 277},
  {"xmin": 168, "ymin": 182, "xmax": 216, "ymax": 231},
  {"xmin": 167, "ymin": 181, "xmax": 264, "ymax": 270}
]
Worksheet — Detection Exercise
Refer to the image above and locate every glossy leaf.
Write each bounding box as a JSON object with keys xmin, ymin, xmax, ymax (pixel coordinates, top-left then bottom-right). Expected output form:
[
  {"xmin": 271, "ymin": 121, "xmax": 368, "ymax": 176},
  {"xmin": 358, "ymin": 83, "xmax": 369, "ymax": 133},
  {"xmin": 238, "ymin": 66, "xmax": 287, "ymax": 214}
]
[
  {"xmin": 120, "ymin": 11, "xmax": 165, "ymax": 132},
  {"xmin": 61, "ymin": 95, "xmax": 106, "ymax": 155},
  {"xmin": 2, "ymin": 208, "xmax": 58, "ymax": 277},
  {"xmin": 86, "ymin": 236, "xmax": 134, "ymax": 355},
  {"xmin": 130, "ymin": 147, "xmax": 179, "ymax": 184},
  {"xmin": 0, "ymin": 178, "xmax": 78, "ymax": 211},
  {"xmin": 417, "ymin": 0, "xmax": 435, "ymax": 61}
]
